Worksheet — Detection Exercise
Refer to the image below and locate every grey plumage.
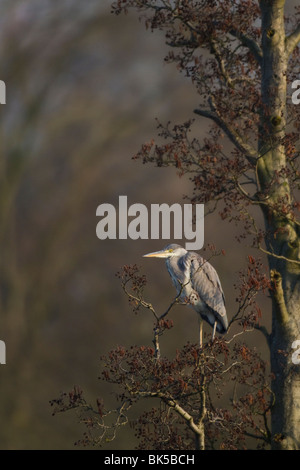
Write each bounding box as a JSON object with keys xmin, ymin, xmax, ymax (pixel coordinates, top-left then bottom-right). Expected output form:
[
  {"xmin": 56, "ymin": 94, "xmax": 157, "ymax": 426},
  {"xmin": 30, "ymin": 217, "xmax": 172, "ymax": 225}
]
[{"xmin": 143, "ymin": 244, "xmax": 228, "ymax": 342}]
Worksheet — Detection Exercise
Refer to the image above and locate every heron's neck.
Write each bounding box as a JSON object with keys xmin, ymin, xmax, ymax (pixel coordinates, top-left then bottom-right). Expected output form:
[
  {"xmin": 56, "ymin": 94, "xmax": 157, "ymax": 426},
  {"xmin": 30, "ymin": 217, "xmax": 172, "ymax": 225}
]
[{"xmin": 166, "ymin": 254, "xmax": 191, "ymax": 285}]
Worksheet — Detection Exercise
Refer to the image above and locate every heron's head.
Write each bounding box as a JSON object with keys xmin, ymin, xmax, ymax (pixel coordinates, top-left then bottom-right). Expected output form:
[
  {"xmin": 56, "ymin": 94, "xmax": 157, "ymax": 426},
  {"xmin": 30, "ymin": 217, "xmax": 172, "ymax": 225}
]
[{"xmin": 143, "ymin": 244, "xmax": 187, "ymax": 259}]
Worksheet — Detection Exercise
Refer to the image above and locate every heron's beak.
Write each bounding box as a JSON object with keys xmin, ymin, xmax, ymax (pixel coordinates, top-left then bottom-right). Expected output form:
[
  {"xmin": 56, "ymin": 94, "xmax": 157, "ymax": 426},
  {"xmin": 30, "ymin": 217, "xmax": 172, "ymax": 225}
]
[{"xmin": 143, "ymin": 249, "xmax": 170, "ymax": 258}]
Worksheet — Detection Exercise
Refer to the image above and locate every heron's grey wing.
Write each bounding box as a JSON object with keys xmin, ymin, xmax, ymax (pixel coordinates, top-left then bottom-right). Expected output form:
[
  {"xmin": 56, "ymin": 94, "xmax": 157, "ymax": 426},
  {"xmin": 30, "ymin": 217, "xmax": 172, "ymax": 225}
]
[{"xmin": 188, "ymin": 253, "xmax": 228, "ymax": 331}]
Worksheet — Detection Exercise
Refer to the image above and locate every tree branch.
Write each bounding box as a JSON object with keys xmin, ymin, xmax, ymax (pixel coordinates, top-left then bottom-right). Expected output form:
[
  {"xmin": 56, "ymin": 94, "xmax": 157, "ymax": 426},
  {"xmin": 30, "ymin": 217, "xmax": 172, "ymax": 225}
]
[
  {"xmin": 166, "ymin": 38, "xmax": 199, "ymax": 49},
  {"xmin": 258, "ymin": 245, "xmax": 300, "ymax": 266},
  {"xmin": 286, "ymin": 24, "xmax": 300, "ymax": 57},
  {"xmin": 254, "ymin": 324, "xmax": 271, "ymax": 348},
  {"xmin": 135, "ymin": 390, "xmax": 204, "ymax": 439},
  {"xmin": 229, "ymin": 28, "xmax": 263, "ymax": 65},
  {"xmin": 270, "ymin": 269, "xmax": 289, "ymax": 325},
  {"xmin": 194, "ymin": 98, "xmax": 257, "ymax": 166},
  {"xmin": 209, "ymin": 38, "xmax": 233, "ymax": 87}
]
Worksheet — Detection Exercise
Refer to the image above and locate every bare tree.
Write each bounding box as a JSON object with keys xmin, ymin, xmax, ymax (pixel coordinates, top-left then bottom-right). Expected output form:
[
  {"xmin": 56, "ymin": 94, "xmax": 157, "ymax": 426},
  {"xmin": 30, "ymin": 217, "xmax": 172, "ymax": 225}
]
[
  {"xmin": 51, "ymin": 255, "xmax": 274, "ymax": 450},
  {"xmin": 114, "ymin": 0, "xmax": 300, "ymax": 450}
]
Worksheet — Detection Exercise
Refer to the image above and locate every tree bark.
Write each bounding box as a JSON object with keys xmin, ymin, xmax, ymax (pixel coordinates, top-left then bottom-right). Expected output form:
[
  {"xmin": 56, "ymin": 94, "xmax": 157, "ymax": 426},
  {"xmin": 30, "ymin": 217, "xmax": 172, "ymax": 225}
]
[
  {"xmin": 270, "ymin": 270, "xmax": 300, "ymax": 449},
  {"xmin": 258, "ymin": 0, "xmax": 300, "ymax": 450}
]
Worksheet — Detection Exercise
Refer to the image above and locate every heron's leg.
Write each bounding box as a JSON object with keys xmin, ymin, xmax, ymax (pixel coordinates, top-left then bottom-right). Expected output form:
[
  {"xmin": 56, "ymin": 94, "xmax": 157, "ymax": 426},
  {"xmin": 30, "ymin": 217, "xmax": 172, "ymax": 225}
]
[
  {"xmin": 198, "ymin": 316, "xmax": 203, "ymax": 348},
  {"xmin": 212, "ymin": 320, "xmax": 217, "ymax": 342}
]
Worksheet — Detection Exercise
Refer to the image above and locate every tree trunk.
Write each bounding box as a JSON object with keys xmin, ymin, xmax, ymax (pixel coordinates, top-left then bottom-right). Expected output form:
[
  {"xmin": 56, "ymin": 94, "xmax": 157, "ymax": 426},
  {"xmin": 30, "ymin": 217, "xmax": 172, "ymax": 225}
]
[
  {"xmin": 270, "ymin": 270, "xmax": 300, "ymax": 450},
  {"xmin": 258, "ymin": 0, "xmax": 300, "ymax": 449}
]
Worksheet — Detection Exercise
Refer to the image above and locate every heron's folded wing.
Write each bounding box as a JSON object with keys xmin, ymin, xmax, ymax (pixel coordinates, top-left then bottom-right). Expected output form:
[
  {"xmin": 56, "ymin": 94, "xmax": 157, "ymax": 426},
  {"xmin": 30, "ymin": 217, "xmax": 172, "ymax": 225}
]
[{"xmin": 188, "ymin": 253, "xmax": 228, "ymax": 331}]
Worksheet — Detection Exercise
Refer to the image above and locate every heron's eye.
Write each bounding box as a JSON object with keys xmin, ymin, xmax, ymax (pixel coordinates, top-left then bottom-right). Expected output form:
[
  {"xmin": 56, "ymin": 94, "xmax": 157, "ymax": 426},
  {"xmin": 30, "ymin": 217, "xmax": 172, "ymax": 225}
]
[{"xmin": 168, "ymin": 249, "xmax": 173, "ymax": 253}]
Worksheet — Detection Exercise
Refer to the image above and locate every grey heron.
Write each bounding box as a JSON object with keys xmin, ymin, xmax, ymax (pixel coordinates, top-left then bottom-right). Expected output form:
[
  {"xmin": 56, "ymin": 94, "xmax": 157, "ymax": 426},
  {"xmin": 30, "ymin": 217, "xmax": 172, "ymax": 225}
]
[{"xmin": 143, "ymin": 244, "xmax": 228, "ymax": 347}]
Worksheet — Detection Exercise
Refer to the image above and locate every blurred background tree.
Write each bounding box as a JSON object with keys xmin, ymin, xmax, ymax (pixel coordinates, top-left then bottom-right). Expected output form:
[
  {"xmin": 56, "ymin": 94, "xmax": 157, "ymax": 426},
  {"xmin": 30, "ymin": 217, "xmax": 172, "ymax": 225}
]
[
  {"xmin": 0, "ymin": 0, "xmax": 199, "ymax": 449},
  {"xmin": 0, "ymin": 0, "xmax": 297, "ymax": 449}
]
